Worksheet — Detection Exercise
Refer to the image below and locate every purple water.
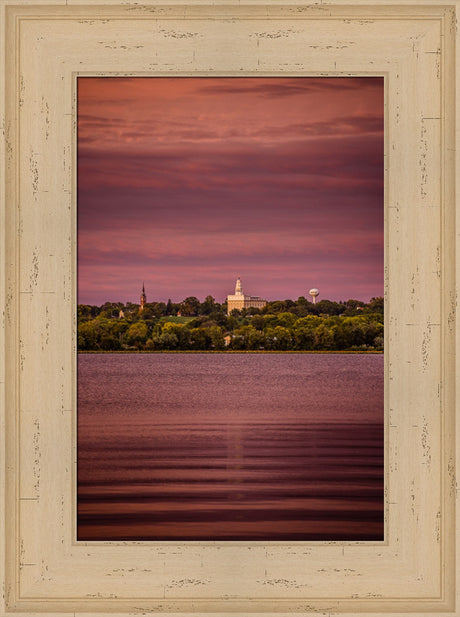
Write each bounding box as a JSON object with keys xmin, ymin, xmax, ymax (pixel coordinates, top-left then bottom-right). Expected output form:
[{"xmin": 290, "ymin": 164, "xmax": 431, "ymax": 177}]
[{"xmin": 77, "ymin": 353, "xmax": 384, "ymax": 541}]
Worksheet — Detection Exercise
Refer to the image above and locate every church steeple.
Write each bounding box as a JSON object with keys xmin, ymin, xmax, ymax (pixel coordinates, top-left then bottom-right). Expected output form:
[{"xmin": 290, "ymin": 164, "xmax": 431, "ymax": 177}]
[{"xmin": 140, "ymin": 283, "xmax": 146, "ymax": 311}]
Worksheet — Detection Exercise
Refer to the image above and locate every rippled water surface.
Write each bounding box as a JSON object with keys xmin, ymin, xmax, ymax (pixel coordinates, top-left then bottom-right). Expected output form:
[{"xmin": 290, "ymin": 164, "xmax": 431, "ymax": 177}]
[{"xmin": 78, "ymin": 353, "xmax": 384, "ymax": 541}]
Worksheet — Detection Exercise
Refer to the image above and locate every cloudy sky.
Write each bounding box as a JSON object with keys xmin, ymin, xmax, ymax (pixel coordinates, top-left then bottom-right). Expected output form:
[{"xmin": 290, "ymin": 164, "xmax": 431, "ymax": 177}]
[{"xmin": 77, "ymin": 77, "xmax": 384, "ymax": 305}]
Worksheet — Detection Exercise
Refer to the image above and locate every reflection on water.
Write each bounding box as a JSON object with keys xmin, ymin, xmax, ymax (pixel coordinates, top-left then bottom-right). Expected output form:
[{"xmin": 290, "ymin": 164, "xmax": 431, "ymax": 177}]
[{"xmin": 78, "ymin": 353, "xmax": 384, "ymax": 541}]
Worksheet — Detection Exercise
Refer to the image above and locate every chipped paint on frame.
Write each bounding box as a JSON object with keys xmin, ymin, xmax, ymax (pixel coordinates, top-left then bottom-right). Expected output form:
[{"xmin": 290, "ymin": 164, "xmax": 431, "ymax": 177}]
[{"xmin": 0, "ymin": 1, "xmax": 458, "ymax": 616}]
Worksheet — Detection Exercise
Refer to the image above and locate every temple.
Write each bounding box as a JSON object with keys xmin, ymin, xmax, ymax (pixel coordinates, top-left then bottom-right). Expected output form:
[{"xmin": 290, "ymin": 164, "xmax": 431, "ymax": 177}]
[{"xmin": 226, "ymin": 277, "xmax": 266, "ymax": 315}]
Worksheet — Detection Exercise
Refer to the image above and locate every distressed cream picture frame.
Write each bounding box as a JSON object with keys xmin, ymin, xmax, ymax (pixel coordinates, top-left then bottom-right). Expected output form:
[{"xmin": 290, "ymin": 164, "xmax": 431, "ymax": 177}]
[{"xmin": 0, "ymin": 1, "xmax": 458, "ymax": 615}]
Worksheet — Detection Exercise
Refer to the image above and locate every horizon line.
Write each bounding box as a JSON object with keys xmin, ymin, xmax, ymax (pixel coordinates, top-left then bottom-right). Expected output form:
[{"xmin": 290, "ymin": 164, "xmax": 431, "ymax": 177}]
[{"xmin": 77, "ymin": 295, "xmax": 382, "ymax": 307}]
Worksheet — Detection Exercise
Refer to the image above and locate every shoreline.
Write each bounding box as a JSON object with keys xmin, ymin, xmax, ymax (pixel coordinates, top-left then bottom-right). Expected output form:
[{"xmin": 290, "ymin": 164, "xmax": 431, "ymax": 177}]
[{"xmin": 78, "ymin": 349, "xmax": 383, "ymax": 354}]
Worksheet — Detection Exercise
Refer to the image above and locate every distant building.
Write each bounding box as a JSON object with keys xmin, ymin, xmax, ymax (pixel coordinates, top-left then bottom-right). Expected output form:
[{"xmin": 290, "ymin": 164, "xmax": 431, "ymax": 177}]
[
  {"xmin": 140, "ymin": 283, "xmax": 146, "ymax": 312},
  {"xmin": 226, "ymin": 277, "xmax": 266, "ymax": 315}
]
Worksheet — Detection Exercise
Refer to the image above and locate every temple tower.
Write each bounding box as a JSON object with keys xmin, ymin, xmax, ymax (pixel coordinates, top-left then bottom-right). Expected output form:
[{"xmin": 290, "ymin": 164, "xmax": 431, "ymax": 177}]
[{"xmin": 226, "ymin": 277, "xmax": 266, "ymax": 315}]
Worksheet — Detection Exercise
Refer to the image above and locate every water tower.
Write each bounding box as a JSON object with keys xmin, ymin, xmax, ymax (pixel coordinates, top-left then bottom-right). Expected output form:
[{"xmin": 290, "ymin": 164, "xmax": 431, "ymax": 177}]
[{"xmin": 309, "ymin": 288, "xmax": 319, "ymax": 304}]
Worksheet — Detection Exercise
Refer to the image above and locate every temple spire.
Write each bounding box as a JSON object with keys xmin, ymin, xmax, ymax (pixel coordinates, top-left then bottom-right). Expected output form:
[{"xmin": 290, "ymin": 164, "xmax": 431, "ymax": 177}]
[{"xmin": 235, "ymin": 277, "xmax": 243, "ymax": 295}]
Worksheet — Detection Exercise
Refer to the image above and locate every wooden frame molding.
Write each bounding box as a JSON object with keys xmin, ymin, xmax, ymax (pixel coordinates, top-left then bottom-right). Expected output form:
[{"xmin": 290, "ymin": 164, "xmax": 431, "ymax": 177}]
[{"xmin": 0, "ymin": 2, "xmax": 458, "ymax": 615}]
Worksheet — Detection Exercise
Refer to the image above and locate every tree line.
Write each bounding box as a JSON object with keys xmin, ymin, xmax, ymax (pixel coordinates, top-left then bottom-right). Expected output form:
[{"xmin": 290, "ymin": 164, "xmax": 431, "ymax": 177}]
[{"xmin": 78, "ymin": 295, "xmax": 383, "ymax": 352}]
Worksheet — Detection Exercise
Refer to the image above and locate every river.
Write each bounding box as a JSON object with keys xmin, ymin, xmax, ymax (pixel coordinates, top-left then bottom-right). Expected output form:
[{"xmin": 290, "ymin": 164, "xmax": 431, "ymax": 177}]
[{"xmin": 77, "ymin": 352, "xmax": 384, "ymax": 541}]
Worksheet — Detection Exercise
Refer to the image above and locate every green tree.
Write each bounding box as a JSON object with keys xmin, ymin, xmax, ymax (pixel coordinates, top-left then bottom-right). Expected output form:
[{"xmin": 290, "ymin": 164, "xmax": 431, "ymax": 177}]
[
  {"xmin": 99, "ymin": 334, "xmax": 121, "ymax": 350},
  {"xmin": 201, "ymin": 295, "xmax": 215, "ymax": 315},
  {"xmin": 189, "ymin": 328, "xmax": 211, "ymax": 350},
  {"xmin": 247, "ymin": 328, "xmax": 265, "ymax": 350},
  {"xmin": 267, "ymin": 300, "xmax": 287, "ymax": 314},
  {"xmin": 145, "ymin": 338, "xmax": 155, "ymax": 350},
  {"xmin": 209, "ymin": 325, "xmax": 225, "ymax": 349},
  {"xmin": 78, "ymin": 320, "xmax": 98, "ymax": 350},
  {"xmin": 162, "ymin": 322, "xmax": 191, "ymax": 348},
  {"xmin": 140, "ymin": 306, "xmax": 155, "ymax": 319},
  {"xmin": 158, "ymin": 331, "xmax": 179, "ymax": 349},
  {"xmin": 180, "ymin": 296, "xmax": 201, "ymax": 316},
  {"xmin": 276, "ymin": 312, "xmax": 297, "ymax": 328},
  {"xmin": 364, "ymin": 296, "xmax": 384, "ymax": 314},
  {"xmin": 333, "ymin": 322, "xmax": 353, "ymax": 350},
  {"xmin": 295, "ymin": 315, "xmax": 321, "ymax": 329},
  {"xmin": 78, "ymin": 294, "xmax": 384, "ymax": 353},
  {"xmin": 314, "ymin": 323, "xmax": 334, "ymax": 350},
  {"xmin": 234, "ymin": 325, "xmax": 257, "ymax": 349},
  {"xmin": 152, "ymin": 302, "xmax": 167, "ymax": 318},
  {"xmin": 273, "ymin": 326, "xmax": 292, "ymax": 350},
  {"xmin": 78, "ymin": 304, "xmax": 93, "ymax": 322},
  {"xmin": 262, "ymin": 314, "xmax": 279, "ymax": 330},
  {"xmin": 314, "ymin": 299, "xmax": 343, "ymax": 316},
  {"xmin": 294, "ymin": 325, "xmax": 315, "ymax": 350},
  {"xmin": 264, "ymin": 326, "xmax": 292, "ymax": 350},
  {"xmin": 209, "ymin": 310, "xmax": 227, "ymax": 327},
  {"xmin": 126, "ymin": 321, "xmax": 148, "ymax": 347},
  {"xmin": 251, "ymin": 314, "xmax": 264, "ymax": 331}
]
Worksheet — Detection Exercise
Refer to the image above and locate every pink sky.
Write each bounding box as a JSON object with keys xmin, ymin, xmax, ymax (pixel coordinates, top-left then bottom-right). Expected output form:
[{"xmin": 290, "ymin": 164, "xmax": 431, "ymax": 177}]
[{"xmin": 78, "ymin": 77, "xmax": 384, "ymax": 305}]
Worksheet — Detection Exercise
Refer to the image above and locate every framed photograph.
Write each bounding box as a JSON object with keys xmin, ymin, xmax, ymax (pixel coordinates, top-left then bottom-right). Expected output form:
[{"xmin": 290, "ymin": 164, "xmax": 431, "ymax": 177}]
[
  {"xmin": 76, "ymin": 74, "xmax": 385, "ymax": 545},
  {"xmin": 1, "ymin": 1, "xmax": 458, "ymax": 615}
]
